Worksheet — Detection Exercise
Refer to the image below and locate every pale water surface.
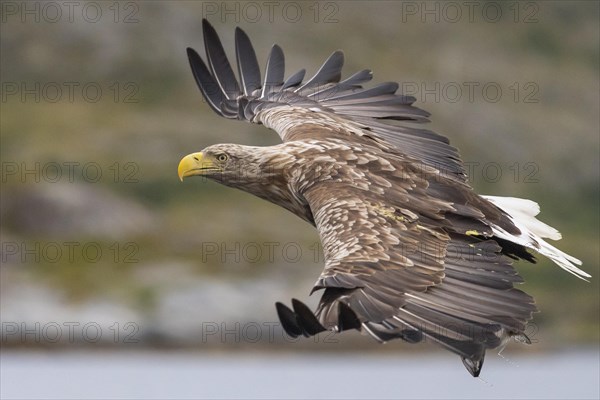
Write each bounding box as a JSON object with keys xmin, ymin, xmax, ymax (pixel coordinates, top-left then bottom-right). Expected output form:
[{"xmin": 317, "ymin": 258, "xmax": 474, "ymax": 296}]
[{"xmin": 2, "ymin": 350, "xmax": 599, "ymax": 399}]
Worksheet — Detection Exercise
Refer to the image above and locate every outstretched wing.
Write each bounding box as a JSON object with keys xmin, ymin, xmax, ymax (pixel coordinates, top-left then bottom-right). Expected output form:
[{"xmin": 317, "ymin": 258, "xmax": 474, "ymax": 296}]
[
  {"xmin": 187, "ymin": 19, "xmax": 465, "ymax": 181},
  {"xmin": 188, "ymin": 20, "xmax": 586, "ymax": 376},
  {"xmin": 278, "ymin": 171, "xmax": 537, "ymax": 377}
]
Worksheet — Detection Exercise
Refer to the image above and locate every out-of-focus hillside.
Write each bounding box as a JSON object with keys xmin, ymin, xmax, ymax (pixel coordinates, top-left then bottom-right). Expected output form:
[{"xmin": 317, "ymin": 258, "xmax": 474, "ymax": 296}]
[{"xmin": 1, "ymin": 1, "xmax": 598, "ymax": 348}]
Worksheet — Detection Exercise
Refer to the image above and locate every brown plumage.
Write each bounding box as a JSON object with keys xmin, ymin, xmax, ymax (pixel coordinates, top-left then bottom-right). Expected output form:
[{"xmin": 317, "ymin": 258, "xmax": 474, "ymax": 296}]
[{"xmin": 177, "ymin": 20, "xmax": 588, "ymax": 377}]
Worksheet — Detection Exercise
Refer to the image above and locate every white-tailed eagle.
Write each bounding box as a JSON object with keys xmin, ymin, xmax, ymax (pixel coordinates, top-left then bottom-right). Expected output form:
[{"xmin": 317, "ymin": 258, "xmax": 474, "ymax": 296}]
[{"xmin": 178, "ymin": 20, "xmax": 589, "ymax": 377}]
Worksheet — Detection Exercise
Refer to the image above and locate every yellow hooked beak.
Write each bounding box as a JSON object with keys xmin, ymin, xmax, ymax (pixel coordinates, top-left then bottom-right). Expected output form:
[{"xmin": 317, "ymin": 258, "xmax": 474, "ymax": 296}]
[{"xmin": 178, "ymin": 152, "xmax": 219, "ymax": 181}]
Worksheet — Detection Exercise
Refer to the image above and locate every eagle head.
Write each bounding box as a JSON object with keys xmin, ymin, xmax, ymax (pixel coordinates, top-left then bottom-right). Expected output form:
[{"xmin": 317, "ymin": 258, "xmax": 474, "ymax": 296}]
[{"xmin": 178, "ymin": 143, "xmax": 273, "ymax": 186}]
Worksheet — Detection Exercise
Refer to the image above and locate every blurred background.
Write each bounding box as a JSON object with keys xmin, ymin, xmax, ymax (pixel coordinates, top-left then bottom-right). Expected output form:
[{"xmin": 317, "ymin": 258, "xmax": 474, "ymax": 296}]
[{"xmin": 1, "ymin": 1, "xmax": 598, "ymax": 399}]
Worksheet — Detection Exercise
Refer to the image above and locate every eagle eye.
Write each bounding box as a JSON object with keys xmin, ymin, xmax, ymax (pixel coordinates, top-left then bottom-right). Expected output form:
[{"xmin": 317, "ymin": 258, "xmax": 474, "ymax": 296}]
[{"xmin": 216, "ymin": 153, "xmax": 228, "ymax": 162}]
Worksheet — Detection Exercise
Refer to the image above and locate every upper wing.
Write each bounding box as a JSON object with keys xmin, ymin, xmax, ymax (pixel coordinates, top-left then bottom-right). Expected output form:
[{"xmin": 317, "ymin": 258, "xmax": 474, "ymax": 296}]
[
  {"xmin": 187, "ymin": 19, "xmax": 466, "ymax": 181},
  {"xmin": 296, "ymin": 177, "xmax": 536, "ymax": 377}
]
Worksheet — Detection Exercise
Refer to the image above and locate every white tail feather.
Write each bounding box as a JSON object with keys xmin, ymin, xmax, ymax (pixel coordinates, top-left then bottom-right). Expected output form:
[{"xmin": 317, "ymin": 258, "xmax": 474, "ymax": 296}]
[{"xmin": 482, "ymin": 195, "xmax": 589, "ymax": 280}]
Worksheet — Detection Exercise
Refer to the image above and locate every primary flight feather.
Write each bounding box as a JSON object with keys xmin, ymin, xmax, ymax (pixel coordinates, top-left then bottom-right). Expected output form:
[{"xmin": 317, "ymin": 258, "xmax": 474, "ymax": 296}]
[{"xmin": 178, "ymin": 20, "xmax": 588, "ymax": 377}]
